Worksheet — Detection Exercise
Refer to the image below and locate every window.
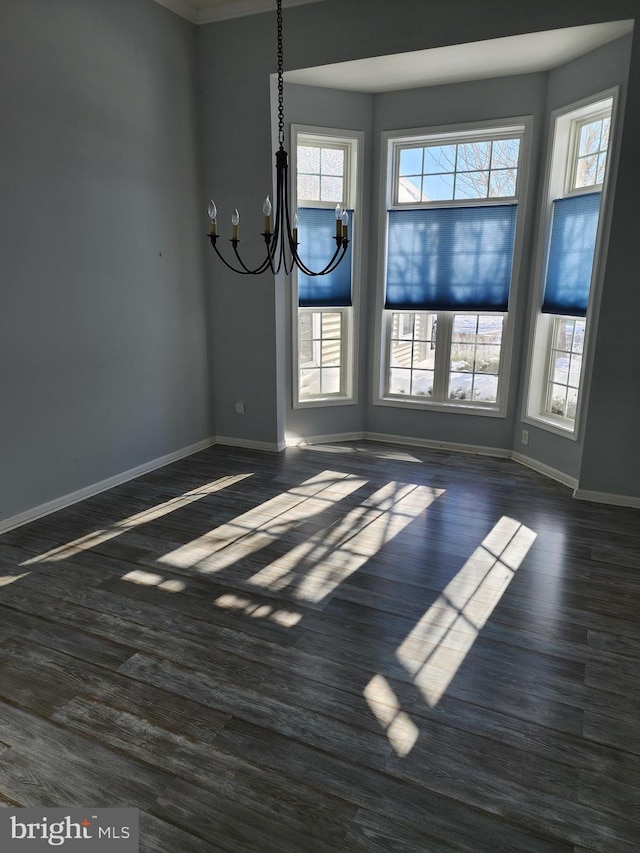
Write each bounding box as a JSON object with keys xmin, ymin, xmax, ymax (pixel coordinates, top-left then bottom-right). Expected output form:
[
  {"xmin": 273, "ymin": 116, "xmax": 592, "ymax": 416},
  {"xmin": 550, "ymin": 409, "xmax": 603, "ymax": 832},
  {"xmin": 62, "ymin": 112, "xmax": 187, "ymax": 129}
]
[
  {"xmin": 378, "ymin": 120, "xmax": 528, "ymax": 413},
  {"xmin": 292, "ymin": 128, "xmax": 361, "ymax": 407},
  {"xmin": 524, "ymin": 93, "xmax": 615, "ymax": 435}
]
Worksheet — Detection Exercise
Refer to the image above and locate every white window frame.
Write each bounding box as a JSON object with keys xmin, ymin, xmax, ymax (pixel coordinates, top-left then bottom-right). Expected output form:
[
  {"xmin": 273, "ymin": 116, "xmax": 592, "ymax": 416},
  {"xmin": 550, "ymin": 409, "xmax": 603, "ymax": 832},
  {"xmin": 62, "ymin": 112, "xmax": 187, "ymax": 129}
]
[
  {"xmin": 291, "ymin": 126, "xmax": 363, "ymax": 409},
  {"xmin": 522, "ymin": 89, "xmax": 619, "ymax": 439},
  {"xmin": 374, "ymin": 117, "xmax": 532, "ymax": 417}
]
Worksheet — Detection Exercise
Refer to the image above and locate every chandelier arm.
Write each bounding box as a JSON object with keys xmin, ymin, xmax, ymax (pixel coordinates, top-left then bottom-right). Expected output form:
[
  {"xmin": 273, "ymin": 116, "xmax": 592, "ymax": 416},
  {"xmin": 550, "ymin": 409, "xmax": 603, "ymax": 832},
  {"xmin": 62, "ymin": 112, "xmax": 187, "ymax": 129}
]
[
  {"xmin": 231, "ymin": 241, "xmax": 275, "ymax": 275},
  {"xmin": 291, "ymin": 240, "xmax": 348, "ymax": 277}
]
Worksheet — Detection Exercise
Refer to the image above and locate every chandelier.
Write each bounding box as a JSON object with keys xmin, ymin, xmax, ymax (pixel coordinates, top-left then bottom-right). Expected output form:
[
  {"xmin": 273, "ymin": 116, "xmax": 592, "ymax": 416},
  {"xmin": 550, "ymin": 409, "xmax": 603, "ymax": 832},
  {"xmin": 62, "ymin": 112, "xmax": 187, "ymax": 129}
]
[{"xmin": 206, "ymin": 0, "xmax": 350, "ymax": 276}]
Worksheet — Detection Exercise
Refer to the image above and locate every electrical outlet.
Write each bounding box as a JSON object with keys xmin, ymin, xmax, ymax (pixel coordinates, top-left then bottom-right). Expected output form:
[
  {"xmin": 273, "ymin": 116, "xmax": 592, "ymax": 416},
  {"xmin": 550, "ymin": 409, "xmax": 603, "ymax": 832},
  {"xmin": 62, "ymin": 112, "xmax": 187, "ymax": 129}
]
[
  {"xmin": 234, "ymin": 401, "xmax": 246, "ymax": 415},
  {"xmin": 521, "ymin": 429, "xmax": 529, "ymax": 446}
]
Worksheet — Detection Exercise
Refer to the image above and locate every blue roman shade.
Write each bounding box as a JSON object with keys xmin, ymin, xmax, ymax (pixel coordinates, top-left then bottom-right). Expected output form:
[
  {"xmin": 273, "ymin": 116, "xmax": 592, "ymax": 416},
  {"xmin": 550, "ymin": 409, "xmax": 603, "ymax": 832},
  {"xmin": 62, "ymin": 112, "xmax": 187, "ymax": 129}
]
[
  {"xmin": 385, "ymin": 204, "xmax": 517, "ymax": 311},
  {"xmin": 297, "ymin": 207, "xmax": 353, "ymax": 307},
  {"xmin": 542, "ymin": 191, "xmax": 601, "ymax": 317}
]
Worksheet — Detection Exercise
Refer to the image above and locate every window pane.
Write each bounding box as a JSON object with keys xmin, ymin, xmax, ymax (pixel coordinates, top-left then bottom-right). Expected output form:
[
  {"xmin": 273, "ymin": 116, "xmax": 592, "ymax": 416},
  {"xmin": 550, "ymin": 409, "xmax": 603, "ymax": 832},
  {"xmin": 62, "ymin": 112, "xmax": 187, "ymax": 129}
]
[
  {"xmin": 321, "ymin": 340, "xmax": 340, "ymax": 366},
  {"xmin": 452, "ymin": 314, "xmax": 479, "ymax": 340},
  {"xmin": 321, "ymin": 148, "xmax": 344, "ymax": 176},
  {"xmin": 423, "ymin": 145, "xmax": 457, "ymax": 174},
  {"xmin": 451, "ymin": 343, "xmax": 475, "ymax": 372},
  {"xmin": 389, "ymin": 368, "xmax": 412, "ymax": 395},
  {"xmin": 458, "ymin": 141, "xmax": 491, "ymax": 170},
  {"xmin": 568, "ymin": 354, "xmax": 582, "ymax": 387},
  {"xmin": 596, "ymin": 152, "xmax": 607, "ymax": 184},
  {"xmin": 454, "ymin": 171, "xmax": 489, "ymax": 199},
  {"xmin": 413, "ymin": 341, "xmax": 435, "ymax": 370},
  {"xmin": 298, "ymin": 146, "xmax": 320, "ymax": 172},
  {"xmin": 601, "ymin": 117, "xmax": 610, "ymax": 149},
  {"xmin": 491, "ymin": 138, "xmax": 520, "ymax": 169},
  {"xmin": 321, "ymin": 312, "xmax": 342, "ymax": 337},
  {"xmin": 549, "ymin": 385, "xmax": 568, "ymax": 417},
  {"xmin": 410, "ymin": 370, "xmax": 434, "ymax": 397},
  {"xmin": 474, "ymin": 344, "xmax": 500, "ymax": 374},
  {"xmin": 575, "ymin": 154, "xmax": 598, "ymax": 188},
  {"xmin": 300, "ymin": 368, "xmax": 321, "ymax": 398},
  {"xmin": 399, "ymin": 148, "xmax": 423, "ymax": 176},
  {"xmin": 449, "ymin": 373, "xmax": 473, "ymax": 400},
  {"xmin": 398, "ymin": 175, "xmax": 423, "ymax": 203},
  {"xmin": 475, "ymin": 374, "xmax": 499, "ymax": 402},
  {"xmin": 298, "ymin": 174, "xmax": 320, "ymax": 201},
  {"xmin": 477, "ymin": 315, "xmax": 504, "ymax": 338},
  {"xmin": 552, "ymin": 354, "xmax": 569, "ymax": 385},
  {"xmin": 422, "ymin": 173, "xmax": 454, "ymax": 201},
  {"xmin": 321, "ymin": 367, "xmax": 341, "ymax": 394},
  {"xmin": 578, "ymin": 120, "xmax": 602, "ymax": 156},
  {"xmin": 391, "ymin": 339, "xmax": 413, "ymax": 367},
  {"xmin": 489, "ymin": 168, "xmax": 516, "ymax": 197},
  {"xmin": 320, "ymin": 175, "xmax": 344, "ymax": 202}
]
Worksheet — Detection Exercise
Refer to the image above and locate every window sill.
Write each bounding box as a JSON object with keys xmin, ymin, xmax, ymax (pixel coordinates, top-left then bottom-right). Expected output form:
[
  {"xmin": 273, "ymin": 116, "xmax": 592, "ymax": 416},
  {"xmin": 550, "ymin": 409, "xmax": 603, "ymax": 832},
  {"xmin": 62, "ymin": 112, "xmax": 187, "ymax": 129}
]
[
  {"xmin": 294, "ymin": 396, "xmax": 357, "ymax": 410},
  {"xmin": 375, "ymin": 396, "xmax": 506, "ymax": 417},
  {"xmin": 522, "ymin": 412, "xmax": 578, "ymax": 440}
]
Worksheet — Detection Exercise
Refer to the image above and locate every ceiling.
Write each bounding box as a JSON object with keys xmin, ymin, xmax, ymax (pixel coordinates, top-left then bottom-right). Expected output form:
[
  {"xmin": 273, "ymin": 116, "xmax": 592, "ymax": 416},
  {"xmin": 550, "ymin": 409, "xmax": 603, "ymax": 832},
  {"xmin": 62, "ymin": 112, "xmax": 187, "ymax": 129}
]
[
  {"xmin": 284, "ymin": 20, "xmax": 634, "ymax": 93},
  {"xmin": 151, "ymin": 1, "xmax": 633, "ymax": 94}
]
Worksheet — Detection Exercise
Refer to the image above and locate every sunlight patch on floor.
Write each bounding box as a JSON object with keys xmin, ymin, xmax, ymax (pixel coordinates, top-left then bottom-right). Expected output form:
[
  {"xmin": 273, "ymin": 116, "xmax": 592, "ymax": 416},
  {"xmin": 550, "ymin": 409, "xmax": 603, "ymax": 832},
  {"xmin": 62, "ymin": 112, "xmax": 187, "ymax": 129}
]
[
  {"xmin": 397, "ymin": 516, "xmax": 537, "ymax": 707},
  {"xmin": 364, "ymin": 674, "xmax": 419, "ymax": 757},
  {"xmin": 0, "ymin": 572, "xmax": 31, "ymax": 587},
  {"xmin": 121, "ymin": 568, "xmax": 186, "ymax": 593},
  {"xmin": 213, "ymin": 592, "xmax": 302, "ymax": 627},
  {"xmin": 21, "ymin": 473, "xmax": 254, "ymax": 566},
  {"xmin": 156, "ymin": 471, "xmax": 368, "ymax": 572},
  {"xmin": 247, "ymin": 481, "xmax": 443, "ymax": 603}
]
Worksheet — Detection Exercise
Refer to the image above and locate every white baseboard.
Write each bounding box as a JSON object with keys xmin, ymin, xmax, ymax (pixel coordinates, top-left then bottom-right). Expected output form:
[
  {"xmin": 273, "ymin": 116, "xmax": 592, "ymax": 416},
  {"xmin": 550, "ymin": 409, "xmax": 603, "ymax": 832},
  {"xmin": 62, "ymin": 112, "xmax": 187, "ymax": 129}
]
[
  {"xmin": 363, "ymin": 431, "xmax": 512, "ymax": 459},
  {"xmin": 0, "ymin": 437, "xmax": 217, "ymax": 535},
  {"xmin": 511, "ymin": 451, "xmax": 578, "ymax": 491},
  {"xmin": 215, "ymin": 435, "xmax": 286, "ymax": 453},
  {"xmin": 286, "ymin": 431, "xmax": 365, "ymax": 447},
  {"xmin": 573, "ymin": 488, "xmax": 640, "ymax": 509}
]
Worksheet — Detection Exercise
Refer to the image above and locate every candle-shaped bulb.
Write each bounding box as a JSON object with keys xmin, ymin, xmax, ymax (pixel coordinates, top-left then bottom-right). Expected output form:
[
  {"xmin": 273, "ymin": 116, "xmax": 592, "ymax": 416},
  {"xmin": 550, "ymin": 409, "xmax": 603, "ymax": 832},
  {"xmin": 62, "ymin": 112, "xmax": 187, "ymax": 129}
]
[
  {"xmin": 208, "ymin": 200, "xmax": 218, "ymax": 235},
  {"xmin": 335, "ymin": 203, "xmax": 342, "ymax": 238},
  {"xmin": 263, "ymin": 195, "xmax": 272, "ymax": 234},
  {"xmin": 231, "ymin": 208, "xmax": 240, "ymax": 241},
  {"xmin": 335, "ymin": 203, "xmax": 342, "ymax": 221},
  {"xmin": 341, "ymin": 209, "xmax": 349, "ymax": 240},
  {"xmin": 293, "ymin": 212, "xmax": 299, "ymax": 229},
  {"xmin": 293, "ymin": 211, "xmax": 299, "ymax": 244}
]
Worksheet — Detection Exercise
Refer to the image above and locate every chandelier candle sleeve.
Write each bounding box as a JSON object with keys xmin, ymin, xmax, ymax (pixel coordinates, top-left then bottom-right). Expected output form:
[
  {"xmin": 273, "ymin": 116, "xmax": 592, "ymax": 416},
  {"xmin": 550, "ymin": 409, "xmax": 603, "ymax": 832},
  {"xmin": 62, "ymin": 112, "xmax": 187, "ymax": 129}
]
[
  {"xmin": 208, "ymin": 200, "xmax": 217, "ymax": 236},
  {"xmin": 263, "ymin": 196, "xmax": 272, "ymax": 235}
]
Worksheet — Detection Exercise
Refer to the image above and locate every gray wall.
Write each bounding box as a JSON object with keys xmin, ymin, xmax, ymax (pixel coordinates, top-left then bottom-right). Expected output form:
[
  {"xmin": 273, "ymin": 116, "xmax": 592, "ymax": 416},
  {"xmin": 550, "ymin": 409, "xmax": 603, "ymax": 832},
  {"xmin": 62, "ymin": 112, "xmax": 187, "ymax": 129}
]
[
  {"xmin": 0, "ymin": 0, "xmax": 211, "ymax": 523},
  {"xmin": 198, "ymin": 0, "xmax": 640, "ymax": 499}
]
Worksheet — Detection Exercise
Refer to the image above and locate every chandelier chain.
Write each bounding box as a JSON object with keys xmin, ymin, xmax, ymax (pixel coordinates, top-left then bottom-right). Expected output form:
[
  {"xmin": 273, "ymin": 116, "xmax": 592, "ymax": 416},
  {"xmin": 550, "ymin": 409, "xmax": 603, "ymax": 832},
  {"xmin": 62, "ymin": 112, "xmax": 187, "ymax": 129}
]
[{"xmin": 277, "ymin": 0, "xmax": 285, "ymax": 148}]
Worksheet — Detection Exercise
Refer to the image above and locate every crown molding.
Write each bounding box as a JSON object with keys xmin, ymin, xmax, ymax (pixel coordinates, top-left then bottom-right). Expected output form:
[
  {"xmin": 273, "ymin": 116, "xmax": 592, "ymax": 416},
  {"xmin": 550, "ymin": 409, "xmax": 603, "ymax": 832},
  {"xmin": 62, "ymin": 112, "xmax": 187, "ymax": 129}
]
[
  {"xmin": 152, "ymin": 0, "xmax": 198, "ymax": 23},
  {"xmin": 197, "ymin": 0, "xmax": 325, "ymax": 24},
  {"xmin": 152, "ymin": 0, "xmax": 326, "ymax": 25}
]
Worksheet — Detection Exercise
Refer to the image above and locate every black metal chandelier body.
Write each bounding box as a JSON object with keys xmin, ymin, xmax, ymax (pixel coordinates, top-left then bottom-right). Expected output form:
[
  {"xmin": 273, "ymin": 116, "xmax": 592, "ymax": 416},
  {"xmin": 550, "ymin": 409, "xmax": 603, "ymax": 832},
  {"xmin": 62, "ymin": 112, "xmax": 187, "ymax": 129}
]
[{"xmin": 206, "ymin": 0, "xmax": 350, "ymax": 276}]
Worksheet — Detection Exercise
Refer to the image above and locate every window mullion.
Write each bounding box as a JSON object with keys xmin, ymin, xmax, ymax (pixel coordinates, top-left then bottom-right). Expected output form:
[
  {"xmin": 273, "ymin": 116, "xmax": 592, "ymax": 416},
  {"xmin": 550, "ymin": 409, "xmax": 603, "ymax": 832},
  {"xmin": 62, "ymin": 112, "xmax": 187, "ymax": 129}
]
[{"xmin": 433, "ymin": 313, "xmax": 453, "ymax": 401}]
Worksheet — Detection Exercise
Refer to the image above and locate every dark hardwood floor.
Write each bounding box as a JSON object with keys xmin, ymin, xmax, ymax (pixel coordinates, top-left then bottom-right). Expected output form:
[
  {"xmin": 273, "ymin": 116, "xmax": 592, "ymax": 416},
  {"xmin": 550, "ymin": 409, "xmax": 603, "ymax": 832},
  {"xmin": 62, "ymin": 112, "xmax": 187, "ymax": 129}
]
[{"xmin": 0, "ymin": 441, "xmax": 639, "ymax": 851}]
